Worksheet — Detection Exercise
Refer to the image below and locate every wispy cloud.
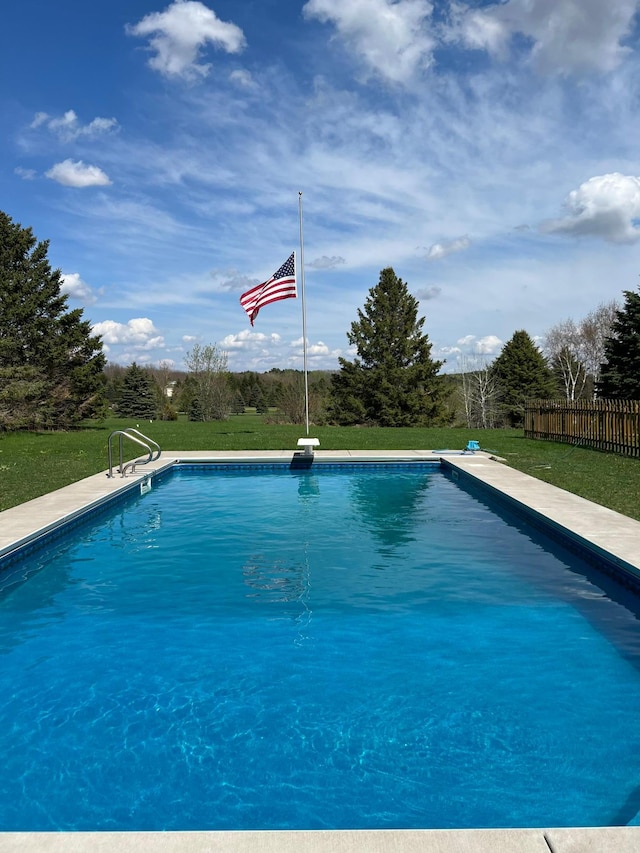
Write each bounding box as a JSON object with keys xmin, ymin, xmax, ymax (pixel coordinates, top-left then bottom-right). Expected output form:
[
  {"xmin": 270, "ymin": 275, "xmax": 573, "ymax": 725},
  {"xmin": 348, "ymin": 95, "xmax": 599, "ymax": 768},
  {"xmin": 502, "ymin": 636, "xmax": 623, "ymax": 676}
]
[
  {"xmin": 308, "ymin": 255, "xmax": 346, "ymax": 270},
  {"xmin": 31, "ymin": 110, "xmax": 119, "ymax": 141},
  {"xmin": 426, "ymin": 236, "xmax": 471, "ymax": 261},
  {"xmin": 210, "ymin": 269, "xmax": 259, "ymax": 292},
  {"xmin": 416, "ymin": 285, "xmax": 442, "ymax": 300},
  {"xmin": 14, "ymin": 166, "xmax": 36, "ymax": 180},
  {"xmin": 229, "ymin": 69, "xmax": 256, "ymax": 89}
]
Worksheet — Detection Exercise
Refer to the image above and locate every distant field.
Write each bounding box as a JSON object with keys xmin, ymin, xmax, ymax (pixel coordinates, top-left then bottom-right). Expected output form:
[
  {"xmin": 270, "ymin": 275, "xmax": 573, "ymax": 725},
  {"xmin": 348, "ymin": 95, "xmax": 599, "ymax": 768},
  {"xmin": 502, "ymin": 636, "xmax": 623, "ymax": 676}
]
[{"xmin": 1, "ymin": 415, "xmax": 639, "ymax": 520}]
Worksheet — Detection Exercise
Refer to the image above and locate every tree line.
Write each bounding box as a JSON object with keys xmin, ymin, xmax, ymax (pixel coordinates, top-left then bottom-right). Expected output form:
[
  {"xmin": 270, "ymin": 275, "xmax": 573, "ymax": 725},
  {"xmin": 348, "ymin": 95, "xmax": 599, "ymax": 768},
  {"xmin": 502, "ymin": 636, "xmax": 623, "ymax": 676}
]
[
  {"xmin": 457, "ymin": 295, "xmax": 640, "ymax": 429},
  {"xmin": 104, "ymin": 358, "xmax": 333, "ymax": 423},
  {"xmin": 1, "ymin": 209, "xmax": 640, "ymax": 432}
]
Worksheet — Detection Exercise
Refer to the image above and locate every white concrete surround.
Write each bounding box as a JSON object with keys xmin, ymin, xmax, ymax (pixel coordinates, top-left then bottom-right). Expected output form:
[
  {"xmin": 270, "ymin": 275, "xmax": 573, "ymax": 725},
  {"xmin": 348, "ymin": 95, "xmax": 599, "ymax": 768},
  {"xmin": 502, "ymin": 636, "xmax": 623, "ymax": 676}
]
[
  {"xmin": 1, "ymin": 449, "xmax": 639, "ymax": 852},
  {"xmin": 0, "ymin": 827, "xmax": 640, "ymax": 852}
]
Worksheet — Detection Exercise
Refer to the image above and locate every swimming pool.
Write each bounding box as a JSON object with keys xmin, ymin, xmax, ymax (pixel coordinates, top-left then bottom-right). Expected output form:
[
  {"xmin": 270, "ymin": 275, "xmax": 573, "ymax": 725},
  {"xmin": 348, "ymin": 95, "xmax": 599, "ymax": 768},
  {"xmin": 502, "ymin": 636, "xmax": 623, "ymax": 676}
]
[{"xmin": 1, "ymin": 463, "xmax": 640, "ymax": 831}]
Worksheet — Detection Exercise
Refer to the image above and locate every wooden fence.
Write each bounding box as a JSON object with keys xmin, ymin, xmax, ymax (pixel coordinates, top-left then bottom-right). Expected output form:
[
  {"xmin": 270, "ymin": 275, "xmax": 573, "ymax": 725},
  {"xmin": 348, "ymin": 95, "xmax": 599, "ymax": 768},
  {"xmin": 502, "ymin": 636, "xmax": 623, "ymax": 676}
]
[{"xmin": 524, "ymin": 399, "xmax": 640, "ymax": 458}]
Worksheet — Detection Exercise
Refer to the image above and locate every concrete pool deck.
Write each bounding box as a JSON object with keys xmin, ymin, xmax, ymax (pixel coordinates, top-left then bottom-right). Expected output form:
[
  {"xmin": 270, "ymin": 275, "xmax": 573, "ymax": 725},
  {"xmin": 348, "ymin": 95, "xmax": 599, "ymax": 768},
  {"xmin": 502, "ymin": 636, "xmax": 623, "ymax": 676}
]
[{"xmin": 1, "ymin": 449, "xmax": 640, "ymax": 852}]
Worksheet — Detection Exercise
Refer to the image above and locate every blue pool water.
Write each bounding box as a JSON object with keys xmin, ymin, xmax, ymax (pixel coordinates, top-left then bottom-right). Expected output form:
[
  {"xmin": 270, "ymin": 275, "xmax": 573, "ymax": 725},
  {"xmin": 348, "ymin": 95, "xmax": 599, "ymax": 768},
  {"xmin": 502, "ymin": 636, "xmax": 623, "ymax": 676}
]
[{"xmin": 1, "ymin": 464, "xmax": 640, "ymax": 831}]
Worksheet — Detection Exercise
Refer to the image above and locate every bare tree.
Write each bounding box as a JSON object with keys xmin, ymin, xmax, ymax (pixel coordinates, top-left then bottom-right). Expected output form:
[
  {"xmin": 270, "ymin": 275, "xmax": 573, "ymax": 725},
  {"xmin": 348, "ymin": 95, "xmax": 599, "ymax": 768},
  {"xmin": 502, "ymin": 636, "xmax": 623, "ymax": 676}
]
[
  {"xmin": 544, "ymin": 301, "xmax": 618, "ymax": 400},
  {"xmin": 268, "ymin": 372, "xmax": 326, "ymax": 424},
  {"xmin": 153, "ymin": 360, "xmax": 175, "ymax": 396},
  {"xmin": 581, "ymin": 301, "xmax": 618, "ymax": 391},
  {"xmin": 184, "ymin": 343, "xmax": 231, "ymax": 421},
  {"xmin": 552, "ymin": 347, "xmax": 589, "ymax": 401},
  {"xmin": 545, "ymin": 320, "xmax": 588, "ymax": 400},
  {"xmin": 458, "ymin": 356, "xmax": 501, "ymax": 428}
]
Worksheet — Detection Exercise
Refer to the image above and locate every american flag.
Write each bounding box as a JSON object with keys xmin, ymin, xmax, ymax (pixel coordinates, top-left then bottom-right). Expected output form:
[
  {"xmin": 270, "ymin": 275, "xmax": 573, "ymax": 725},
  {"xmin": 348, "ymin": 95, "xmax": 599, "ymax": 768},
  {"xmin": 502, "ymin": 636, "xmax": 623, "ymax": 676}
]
[{"xmin": 240, "ymin": 252, "xmax": 296, "ymax": 326}]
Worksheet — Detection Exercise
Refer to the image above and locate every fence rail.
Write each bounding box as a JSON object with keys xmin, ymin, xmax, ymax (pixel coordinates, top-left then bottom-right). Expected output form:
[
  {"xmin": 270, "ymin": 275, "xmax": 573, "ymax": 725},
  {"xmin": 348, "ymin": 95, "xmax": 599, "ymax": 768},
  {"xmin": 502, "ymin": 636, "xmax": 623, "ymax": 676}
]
[{"xmin": 524, "ymin": 399, "xmax": 640, "ymax": 457}]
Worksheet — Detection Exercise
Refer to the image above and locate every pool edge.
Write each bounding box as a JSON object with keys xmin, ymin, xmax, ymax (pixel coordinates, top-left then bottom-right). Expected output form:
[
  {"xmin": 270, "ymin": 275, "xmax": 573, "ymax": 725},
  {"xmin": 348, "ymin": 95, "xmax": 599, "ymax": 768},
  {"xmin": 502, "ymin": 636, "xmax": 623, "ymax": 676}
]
[{"xmin": 0, "ymin": 826, "xmax": 639, "ymax": 852}]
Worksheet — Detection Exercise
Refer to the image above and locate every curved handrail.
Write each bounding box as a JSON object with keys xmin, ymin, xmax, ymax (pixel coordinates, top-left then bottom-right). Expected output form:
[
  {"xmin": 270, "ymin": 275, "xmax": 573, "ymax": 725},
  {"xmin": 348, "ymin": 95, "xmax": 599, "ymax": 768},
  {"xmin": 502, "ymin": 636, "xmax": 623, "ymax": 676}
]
[
  {"xmin": 107, "ymin": 429, "xmax": 162, "ymax": 478},
  {"xmin": 124, "ymin": 428, "xmax": 161, "ymax": 461}
]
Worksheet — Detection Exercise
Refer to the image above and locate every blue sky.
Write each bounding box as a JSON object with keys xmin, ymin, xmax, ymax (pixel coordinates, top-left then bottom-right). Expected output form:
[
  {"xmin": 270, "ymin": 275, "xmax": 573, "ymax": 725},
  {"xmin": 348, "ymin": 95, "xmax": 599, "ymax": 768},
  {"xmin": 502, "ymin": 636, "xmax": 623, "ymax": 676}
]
[{"xmin": 3, "ymin": 0, "xmax": 640, "ymax": 372}]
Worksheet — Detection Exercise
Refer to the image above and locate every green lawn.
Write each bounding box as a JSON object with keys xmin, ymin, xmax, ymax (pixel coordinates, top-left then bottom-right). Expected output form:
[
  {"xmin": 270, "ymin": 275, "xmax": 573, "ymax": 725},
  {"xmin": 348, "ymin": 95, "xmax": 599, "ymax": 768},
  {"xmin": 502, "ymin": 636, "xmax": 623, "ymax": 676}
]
[{"xmin": 1, "ymin": 415, "xmax": 639, "ymax": 521}]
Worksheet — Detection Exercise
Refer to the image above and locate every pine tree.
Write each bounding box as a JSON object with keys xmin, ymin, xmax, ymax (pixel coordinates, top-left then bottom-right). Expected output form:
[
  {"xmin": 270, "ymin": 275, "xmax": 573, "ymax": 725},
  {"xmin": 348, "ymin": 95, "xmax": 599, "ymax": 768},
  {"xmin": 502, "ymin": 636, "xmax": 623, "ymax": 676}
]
[
  {"xmin": 597, "ymin": 287, "xmax": 640, "ymax": 399},
  {"xmin": 117, "ymin": 363, "xmax": 159, "ymax": 419},
  {"xmin": 491, "ymin": 330, "xmax": 556, "ymax": 426},
  {"xmin": 0, "ymin": 211, "xmax": 106, "ymax": 429},
  {"xmin": 330, "ymin": 267, "xmax": 445, "ymax": 426}
]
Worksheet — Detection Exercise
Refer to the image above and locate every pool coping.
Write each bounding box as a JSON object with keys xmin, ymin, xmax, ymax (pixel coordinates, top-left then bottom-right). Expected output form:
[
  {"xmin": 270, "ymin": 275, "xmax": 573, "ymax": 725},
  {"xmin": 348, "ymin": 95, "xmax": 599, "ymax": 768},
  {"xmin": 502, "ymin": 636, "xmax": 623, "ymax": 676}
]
[{"xmin": 1, "ymin": 449, "xmax": 639, "ymax": 852}]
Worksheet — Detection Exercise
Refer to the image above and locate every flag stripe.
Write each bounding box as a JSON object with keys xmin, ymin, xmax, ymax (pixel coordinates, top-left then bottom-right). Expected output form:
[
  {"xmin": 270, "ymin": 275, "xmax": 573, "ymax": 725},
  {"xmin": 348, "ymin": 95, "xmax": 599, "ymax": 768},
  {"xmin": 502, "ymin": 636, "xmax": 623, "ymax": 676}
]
[
  {"xmin": 240, "ymin": 252, "xmax": 296, "ymax": 326},
  {"xmin": 246, "ymin": 287, "xmax": 296, "ymax": 312},
  {"xmin": 240, "ymin": 280, "xmax": 296, "ymax": 312}
]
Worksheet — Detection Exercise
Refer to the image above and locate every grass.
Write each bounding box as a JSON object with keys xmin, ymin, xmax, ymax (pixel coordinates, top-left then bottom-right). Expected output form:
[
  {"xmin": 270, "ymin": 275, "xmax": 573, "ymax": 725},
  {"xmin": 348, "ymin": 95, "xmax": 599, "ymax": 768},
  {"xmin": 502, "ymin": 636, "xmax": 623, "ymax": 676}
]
[{"xmin": 1, "ymin": 415, "xmax": 639, "ymax": 520}]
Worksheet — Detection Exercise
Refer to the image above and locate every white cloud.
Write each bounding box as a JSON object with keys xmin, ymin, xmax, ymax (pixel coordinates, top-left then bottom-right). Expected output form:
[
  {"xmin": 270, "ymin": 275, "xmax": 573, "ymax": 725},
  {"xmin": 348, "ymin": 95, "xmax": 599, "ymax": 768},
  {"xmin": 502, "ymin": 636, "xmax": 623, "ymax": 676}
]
[
  {"xmin": 182, "ymin": 335, "xmax": 198, "ymax": 343},
  {"xmin": 426, "ymin": 235, "xmax": 470, "ymax": 260},
  {"xmin": 308, "ymin": 255, "xmax": 346, "ymax": 269},
  {"xmin": 453, "ymin": 0, "xmax": 638, "ymax": 75},
  {"xmin": 220, "ymin": 329, "xmax": 281, "ymax": 349},
  {"xmin": 127, "ymin": 0, "xmax": 245, "ymax": 80},
  {"xmin": 45, "ymin": 159, "xmax": 111, "ymax": 187},
  {"xmin": 61, "ymin": 273, "xmax": 99, "ymax": 305},
  {"xmin": 93, "ymin": 318, "xmax": 164, "ymax": 350},
  {"xmin": 307, "ymin": 342, "xmax": 331, "ymax": 356},
  {"xmin": 289, "ymin": 337, "xmax": 335, "ymax": 358},
  {"xmin": 474, "ymin": 334, "xmax": 503, "ymax": 354},
  {"xmin": 541, "ymin": 173, "xmax": 640, "ymax": 244},
  {"xmin": 453, "ymin": 6, "xmax": 507, "ymax": 55},
  {"xmin": 303, "ymin": 0, "xmax": 436, "ymax": 84},
  {"xmin": 31, "ymin": 110, "xmax": 118, "ymax": 141},
  {"xmin": 456, "ymin": 334, "xmax": 503, "ymax": 355},
  {"xmin": 457, "ymin": 335, "xmax": 476, "ymax": 347}
]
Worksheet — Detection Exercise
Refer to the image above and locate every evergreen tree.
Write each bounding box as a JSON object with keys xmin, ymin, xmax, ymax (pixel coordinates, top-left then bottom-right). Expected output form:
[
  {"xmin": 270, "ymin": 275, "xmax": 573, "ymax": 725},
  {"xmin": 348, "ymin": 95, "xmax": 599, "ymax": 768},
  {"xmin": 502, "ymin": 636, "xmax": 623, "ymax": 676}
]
[
  {"xmin": 176, "ymin": 375, "xmax": 197, "ymax": 414},
  {"xmin": 188, "ymin": 396, "xmax": 204, "ymax": 422},
  {"xmin": 232, "ymin": 393, "xmax": 246, "ymax": 414},
  {"xmin": 0, "ymin": 211, "xmax": 106, "ymax": 429},
  {"xmin": 597, "ymin": 287, "xmax": 640, "ymax": 399},
  {"xmin": 117, "ymin": 363, "xmax": 159, "ymax": 419},
  {"xmin": 491, "ymin": 330, "xmax": 556, "ymax": 426},
  {"xmin": 330, "ymin": 267, "xmax": 445, "ymax": 426}
]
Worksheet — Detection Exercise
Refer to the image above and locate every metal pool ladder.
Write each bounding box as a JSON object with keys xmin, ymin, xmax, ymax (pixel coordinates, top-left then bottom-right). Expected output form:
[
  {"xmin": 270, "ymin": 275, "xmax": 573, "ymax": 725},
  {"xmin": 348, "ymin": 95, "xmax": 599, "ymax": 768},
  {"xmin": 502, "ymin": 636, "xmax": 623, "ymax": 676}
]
[{"xmin": 107, "ymin": 428, "xmax": 161, "ymax": 478}]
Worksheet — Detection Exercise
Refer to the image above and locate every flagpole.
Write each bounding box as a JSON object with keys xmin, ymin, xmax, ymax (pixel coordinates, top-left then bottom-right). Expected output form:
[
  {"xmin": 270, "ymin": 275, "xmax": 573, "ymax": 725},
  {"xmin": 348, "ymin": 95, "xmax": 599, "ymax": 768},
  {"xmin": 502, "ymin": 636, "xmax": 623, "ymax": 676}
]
[{"xmin": 298, "ymin": 191, "xmax": 310, "ymax": 436}]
